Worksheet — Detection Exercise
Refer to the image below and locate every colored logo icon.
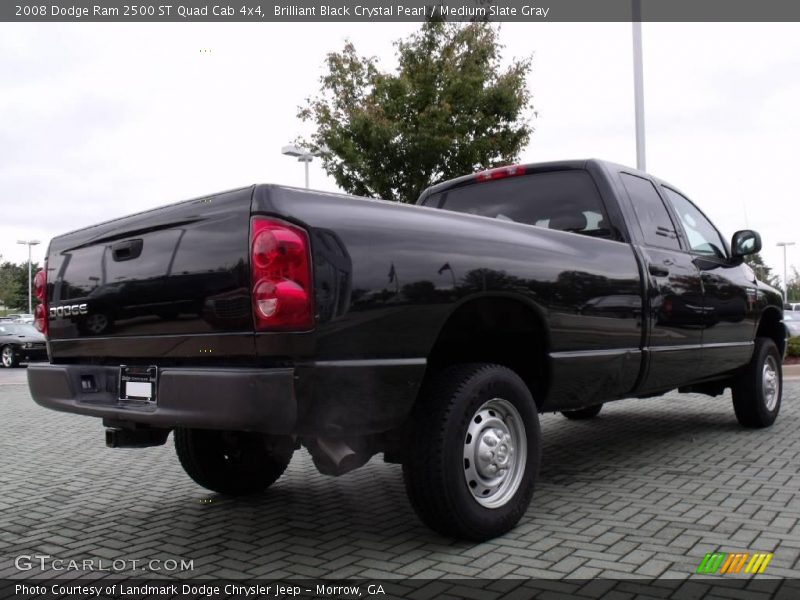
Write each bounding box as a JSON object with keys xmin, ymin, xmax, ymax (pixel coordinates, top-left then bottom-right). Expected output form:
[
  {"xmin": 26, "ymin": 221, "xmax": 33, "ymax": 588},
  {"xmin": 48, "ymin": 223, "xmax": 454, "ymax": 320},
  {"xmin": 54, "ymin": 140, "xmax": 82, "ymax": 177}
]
[{"xmin": 696, "ymin": 552, "xmax": 773, "ymax": 574}]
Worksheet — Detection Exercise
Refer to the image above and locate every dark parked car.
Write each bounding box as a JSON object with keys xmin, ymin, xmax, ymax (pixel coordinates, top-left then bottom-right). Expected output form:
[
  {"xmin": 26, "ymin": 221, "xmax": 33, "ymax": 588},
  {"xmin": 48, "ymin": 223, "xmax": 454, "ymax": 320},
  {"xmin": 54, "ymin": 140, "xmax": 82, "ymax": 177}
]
[
  {"xmin": 1, "ymin": 323, "xmax": 47, "ymax": 368},
  {"xmin": 28, "ymin": 159, "xmax": 785, "ymax": 540}
]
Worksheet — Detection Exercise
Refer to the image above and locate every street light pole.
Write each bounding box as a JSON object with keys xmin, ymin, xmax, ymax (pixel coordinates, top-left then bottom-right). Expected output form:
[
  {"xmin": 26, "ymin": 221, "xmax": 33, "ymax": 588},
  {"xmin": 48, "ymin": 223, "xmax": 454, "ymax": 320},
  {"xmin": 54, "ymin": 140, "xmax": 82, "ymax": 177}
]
[
  {"xmin": 777, "ymin": 242, "xmax": 795, "ymax": 303},
  {"xmin": 16, "ymin": 239, "xmax": 41, "ymax": 315},
  {"xmin": 301, "ymin": 156, "xmax": 311, "ymax": 189},
  {"xmin": 632, "ymin": 0, "xmax": 646, "ymax": 171},
  {"xmin": 281, "ymin": 144, "xmax": 317, "ymax": 189}
]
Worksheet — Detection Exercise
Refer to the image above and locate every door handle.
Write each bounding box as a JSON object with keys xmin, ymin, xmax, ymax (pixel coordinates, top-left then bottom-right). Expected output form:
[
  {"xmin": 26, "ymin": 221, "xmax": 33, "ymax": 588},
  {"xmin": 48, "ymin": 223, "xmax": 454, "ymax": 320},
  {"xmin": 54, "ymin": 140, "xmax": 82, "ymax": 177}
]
[{"xmin": 648, "ymin": 263, "xmax": 670, "ymax": 277}]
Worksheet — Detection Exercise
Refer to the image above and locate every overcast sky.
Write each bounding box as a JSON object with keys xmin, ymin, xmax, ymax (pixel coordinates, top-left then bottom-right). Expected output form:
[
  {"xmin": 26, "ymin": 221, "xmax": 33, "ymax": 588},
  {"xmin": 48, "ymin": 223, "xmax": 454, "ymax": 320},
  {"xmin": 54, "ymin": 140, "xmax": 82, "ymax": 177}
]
[{"xmin": 1, "ymin": 22, "xmax": 798, "ymax": 285}]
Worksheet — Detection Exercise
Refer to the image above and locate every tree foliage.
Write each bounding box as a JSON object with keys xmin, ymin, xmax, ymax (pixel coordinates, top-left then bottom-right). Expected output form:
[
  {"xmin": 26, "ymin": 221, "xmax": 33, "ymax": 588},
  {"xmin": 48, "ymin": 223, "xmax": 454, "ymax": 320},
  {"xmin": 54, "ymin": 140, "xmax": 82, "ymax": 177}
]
[
  {"xmin": 787, "ymin": 266, "xmax": 800, "ymax": 303},
  {"xmin": 0, "ymin": 261, "xmax": 39, "ymax": 312},
  {"xmin": 744, "ymin": 252, "xmax": 781, "ymax": 289},
  {"xmin": 298, "ymin": 21, "xmax": 534, "ymax": 203}
]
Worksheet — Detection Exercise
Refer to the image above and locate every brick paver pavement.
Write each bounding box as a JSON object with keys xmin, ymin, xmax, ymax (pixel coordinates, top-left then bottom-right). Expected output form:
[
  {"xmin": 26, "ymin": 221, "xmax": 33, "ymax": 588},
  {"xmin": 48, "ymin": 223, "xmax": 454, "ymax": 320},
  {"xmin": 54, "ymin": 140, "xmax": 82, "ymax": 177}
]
[{"xmin": 1, "ymin": 367, "xmax": 799, "ymax": 580}]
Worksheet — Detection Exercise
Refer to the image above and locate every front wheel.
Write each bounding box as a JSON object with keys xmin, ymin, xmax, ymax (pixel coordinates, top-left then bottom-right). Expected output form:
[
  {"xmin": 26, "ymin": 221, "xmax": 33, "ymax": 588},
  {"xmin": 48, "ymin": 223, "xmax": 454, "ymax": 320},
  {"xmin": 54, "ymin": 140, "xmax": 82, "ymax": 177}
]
[
  {"xmin": 402, "ymin": 363, "xmax": 541, "ymax": 541},
  {"xmin": 174, "ymin": 429, "xmax": 293, "ymax": 495},
  {"xmin": 731, "ymin": 337, "xmax": 782, "ymax": 428},
  {"xmin": 1, "ymin": 345, "xmax": 19, "ymax": 368}
]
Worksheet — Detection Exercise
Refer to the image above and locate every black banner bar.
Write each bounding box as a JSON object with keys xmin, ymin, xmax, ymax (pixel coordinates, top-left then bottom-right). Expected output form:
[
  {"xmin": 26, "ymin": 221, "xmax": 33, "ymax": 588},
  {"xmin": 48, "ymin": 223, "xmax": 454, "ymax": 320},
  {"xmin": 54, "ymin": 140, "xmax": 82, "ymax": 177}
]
[
  {"xmin": 2, "ymin": 579, "xmax": 799, "ymax": 600},
  {"xmin": 4, "ymin": 0, "xmax": 800, "ymax": 23}
]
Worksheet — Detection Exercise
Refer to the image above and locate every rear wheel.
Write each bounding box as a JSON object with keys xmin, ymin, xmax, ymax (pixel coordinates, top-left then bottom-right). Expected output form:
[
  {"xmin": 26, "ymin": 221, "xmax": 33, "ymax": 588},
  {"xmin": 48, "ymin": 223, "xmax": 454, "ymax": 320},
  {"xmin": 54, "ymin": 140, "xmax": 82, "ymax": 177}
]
[
  {"xmin": 402, "ymin": 363, "xmax": 541, "ymax": 541},
  {"xmin": 1, "ymin": 345, "xmax": 19, "ymax": 368},
  {"xmin": 561, "ymin": 404, "xmax": 603, "ymax": 420},
  {"xmin": 731, "ymin": 337, "xmax": 782, "ymax": 428},
  {"xmin": 174, "ymin": 428, "xmax": 293, "ymax": 495}
]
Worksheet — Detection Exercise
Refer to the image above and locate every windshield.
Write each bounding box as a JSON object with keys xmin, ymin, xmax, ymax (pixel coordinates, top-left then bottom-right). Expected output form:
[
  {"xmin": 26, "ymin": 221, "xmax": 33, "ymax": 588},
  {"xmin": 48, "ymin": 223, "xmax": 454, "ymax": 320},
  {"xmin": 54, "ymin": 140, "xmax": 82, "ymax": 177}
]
[{"xmin": 0, "ymin": 323, "xmax": 40, "ymax": 336}]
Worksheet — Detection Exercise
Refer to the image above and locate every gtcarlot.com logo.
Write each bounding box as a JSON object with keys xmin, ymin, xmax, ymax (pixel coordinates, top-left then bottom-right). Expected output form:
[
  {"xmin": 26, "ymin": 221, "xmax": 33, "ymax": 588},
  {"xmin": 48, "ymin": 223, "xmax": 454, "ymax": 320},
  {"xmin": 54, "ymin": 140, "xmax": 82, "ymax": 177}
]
[
  {"xmin": 14, "ymin": 554, "xmax": 194, "ymax": 573},
  {"xmin": 696, "ymin": 551, "xmax": 773, "ymax": 575}
]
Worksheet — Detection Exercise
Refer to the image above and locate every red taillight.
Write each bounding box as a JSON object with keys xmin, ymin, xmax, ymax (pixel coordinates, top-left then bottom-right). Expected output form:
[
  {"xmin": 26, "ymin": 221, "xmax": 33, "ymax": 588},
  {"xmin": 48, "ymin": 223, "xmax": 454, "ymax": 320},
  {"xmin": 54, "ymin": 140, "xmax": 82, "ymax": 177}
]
[
  {"xmin": 475, "ymin": 165, "xmax": 525, "ymax": 182},
  {"xmin": 33, "ymin": 267, "xmax": 48, "ymax": 336},
  {"xmin": 250, "ymin": 218, "xmax": 313, "ymax": 331}
]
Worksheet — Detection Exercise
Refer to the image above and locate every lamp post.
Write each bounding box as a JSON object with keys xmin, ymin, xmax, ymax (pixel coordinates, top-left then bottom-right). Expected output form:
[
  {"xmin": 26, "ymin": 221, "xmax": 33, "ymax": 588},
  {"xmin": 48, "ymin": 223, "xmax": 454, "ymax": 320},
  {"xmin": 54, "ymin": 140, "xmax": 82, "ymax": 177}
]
[
  {"xmin": 777, "ymin": 241, "xmax": 795, "ymax": 303},
  {"xmin": 281, "ymin": 144, "xmax": 317, "ymax": 189},
  {"xmin": 632, "ymin": 0, "xmax": 646, "ymax": 171},
  {"xmin": 17, "ymin": 239, "xmax": 40, "ymax": 315}
]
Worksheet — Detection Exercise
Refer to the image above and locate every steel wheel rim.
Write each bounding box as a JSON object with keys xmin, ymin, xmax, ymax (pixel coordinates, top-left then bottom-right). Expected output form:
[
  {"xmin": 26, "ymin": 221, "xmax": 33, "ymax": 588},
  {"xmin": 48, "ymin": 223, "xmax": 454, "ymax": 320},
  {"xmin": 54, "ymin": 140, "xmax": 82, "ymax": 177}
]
[
  {"xmin": 463, "ymin": 397, "xmax": 527, "ymax": 509},
  {"xmin": 763, "ymin": 355, "xmax": 779, "ymax": 412},
  {"xmin": 1, "ymin": 347, "xmax": 12, "ymax": 367}
]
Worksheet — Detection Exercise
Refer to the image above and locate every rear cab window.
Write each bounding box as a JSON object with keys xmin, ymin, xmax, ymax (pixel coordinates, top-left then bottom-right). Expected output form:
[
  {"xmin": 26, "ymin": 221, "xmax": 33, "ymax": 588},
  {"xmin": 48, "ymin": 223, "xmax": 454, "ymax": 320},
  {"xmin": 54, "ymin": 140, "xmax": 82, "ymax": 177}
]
[
  {"xmin": 421, "ymin": 170, "xmax": 615, "ymax": 240},
  {"xmin": 619, "ymin": 172, "xmax": 681, "ymax": 251}
]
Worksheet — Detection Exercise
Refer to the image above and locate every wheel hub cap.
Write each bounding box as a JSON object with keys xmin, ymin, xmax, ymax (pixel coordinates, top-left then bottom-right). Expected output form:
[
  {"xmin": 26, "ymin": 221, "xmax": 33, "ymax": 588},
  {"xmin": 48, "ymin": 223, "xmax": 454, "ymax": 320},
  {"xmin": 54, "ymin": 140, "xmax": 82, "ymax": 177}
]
[
  {"xmin": 763, "ymin": 356, "xmax": 779, "ymax": 411},
  {"xmin": 463, "ymin": 398, "xmax": 527, "ymax": 509}
]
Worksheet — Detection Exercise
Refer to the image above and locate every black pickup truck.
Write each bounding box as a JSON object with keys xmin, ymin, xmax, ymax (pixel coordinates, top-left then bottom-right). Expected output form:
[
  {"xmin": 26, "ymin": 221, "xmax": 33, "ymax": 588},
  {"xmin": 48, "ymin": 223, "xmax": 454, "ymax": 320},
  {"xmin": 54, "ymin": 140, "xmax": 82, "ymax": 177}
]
[{"xmin": 28, "ymin": 159, "xmax": 785, "ymax": 540}]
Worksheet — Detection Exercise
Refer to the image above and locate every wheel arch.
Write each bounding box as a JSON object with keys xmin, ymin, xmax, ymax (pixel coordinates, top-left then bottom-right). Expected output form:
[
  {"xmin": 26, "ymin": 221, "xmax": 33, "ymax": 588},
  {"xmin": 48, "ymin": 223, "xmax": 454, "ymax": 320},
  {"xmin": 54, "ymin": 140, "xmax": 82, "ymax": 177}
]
[
  {"xmin": 423, "ymin": 294, "xmax": 550, "ymax": 408},
  {"xmin": 757, "ymin": 306, "xmax": 787, "ymax": 358}
]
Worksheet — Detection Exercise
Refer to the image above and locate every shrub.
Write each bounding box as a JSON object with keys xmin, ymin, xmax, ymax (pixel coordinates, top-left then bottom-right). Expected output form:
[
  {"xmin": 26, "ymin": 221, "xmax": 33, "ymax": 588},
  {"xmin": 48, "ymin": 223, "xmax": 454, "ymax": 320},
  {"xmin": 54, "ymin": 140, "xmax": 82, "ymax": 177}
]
[{"xmin": 787, "ymin": 336, "xmax": 800, "ymax": 359}]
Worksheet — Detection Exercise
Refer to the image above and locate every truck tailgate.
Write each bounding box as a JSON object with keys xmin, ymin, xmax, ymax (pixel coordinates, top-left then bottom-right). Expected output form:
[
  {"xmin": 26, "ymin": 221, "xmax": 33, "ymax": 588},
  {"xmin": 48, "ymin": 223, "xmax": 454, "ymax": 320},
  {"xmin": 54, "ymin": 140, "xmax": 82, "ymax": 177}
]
[{"xmin": 45, "ymin": 187, "xmax": 255, "ymax": 361}]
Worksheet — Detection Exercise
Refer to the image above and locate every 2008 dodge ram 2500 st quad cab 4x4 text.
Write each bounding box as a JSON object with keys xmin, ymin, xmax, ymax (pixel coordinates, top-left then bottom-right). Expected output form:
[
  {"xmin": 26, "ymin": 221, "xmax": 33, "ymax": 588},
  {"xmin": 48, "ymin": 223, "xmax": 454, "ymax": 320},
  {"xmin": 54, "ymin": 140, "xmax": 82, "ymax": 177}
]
[{"xmin": 28, "ymin": 159, "xmax": 786, "ymax": 540}]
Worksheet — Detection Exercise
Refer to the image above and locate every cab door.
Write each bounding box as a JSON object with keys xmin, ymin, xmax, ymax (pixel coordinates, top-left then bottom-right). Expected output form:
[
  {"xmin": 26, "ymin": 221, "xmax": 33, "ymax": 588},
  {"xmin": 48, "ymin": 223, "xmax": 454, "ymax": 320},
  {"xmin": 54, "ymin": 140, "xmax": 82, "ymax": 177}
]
[
  {"xmin": 661, "ymin": 186, "xmax": 756, "ymax": 375},
  {"xmin": 617, "ymin": 172, "xmax": 705, "ymax": 394}
]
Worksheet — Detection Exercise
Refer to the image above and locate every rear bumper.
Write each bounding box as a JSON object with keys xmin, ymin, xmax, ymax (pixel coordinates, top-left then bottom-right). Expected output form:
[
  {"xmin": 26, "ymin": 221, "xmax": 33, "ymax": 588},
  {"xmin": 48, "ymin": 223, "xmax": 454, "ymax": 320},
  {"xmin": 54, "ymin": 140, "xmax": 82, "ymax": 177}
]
[
  {"xmin": 27, "ymin": 359, "xmax": 427, "ymax": 435},
  {"xmin": 27, "ymin": 364, "xmax": 296, "ymax": 434}
]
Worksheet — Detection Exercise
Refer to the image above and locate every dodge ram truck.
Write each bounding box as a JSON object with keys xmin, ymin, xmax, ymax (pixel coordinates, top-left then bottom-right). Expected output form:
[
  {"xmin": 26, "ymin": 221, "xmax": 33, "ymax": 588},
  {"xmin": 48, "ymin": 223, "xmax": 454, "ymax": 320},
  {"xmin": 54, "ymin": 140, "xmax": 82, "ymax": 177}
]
[{"xmin": 28, "ymin": 159, "xmax": 786, "ymax": 540}]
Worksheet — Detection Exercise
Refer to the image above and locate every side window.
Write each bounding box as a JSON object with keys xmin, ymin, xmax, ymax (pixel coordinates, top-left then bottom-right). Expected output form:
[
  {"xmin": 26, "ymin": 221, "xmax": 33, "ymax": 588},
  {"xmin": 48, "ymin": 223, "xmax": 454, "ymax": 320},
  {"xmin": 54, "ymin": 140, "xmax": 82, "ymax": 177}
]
[
  {"xmin": 424, "ymin": 171, "xmax": 614, "ymax": 239},
  {"xmin": 662, "ymin": 188, "xmax": 727, "ymax": 259},
  {"xmin": 619, "ymin": 173, "xmax": 681, "ymax": 250}
]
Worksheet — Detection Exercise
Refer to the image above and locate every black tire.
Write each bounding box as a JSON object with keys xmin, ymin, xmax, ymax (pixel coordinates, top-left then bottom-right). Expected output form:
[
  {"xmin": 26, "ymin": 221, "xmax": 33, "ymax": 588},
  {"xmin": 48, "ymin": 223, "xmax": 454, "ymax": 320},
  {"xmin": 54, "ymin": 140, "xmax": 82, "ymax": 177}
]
[
  {"xmin": 402, "ymin": 363, "xmax": 541, "ymax": 541},
  {"xmin": 731, "ymin": 337, "xmax": 782, "ymax": 428},
  {"xmin": 1, "ymin": 345, "xmax": 19, "ymax": 368},
  {"xmin": 174, "ymin": 428, "xmax": 293, "ymax": 495},
  {"xmin": 561, "ymin": 404, "xmax": 603, "ymax": 420}
]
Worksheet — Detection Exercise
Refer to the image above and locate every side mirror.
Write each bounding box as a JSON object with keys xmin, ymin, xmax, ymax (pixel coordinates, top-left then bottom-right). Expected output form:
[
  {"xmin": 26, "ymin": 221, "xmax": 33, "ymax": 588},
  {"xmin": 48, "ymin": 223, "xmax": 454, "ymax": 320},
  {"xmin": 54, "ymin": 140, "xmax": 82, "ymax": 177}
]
[{"xmin": 731, "ymin": 230, "xmax": 762, "ymax": 257}]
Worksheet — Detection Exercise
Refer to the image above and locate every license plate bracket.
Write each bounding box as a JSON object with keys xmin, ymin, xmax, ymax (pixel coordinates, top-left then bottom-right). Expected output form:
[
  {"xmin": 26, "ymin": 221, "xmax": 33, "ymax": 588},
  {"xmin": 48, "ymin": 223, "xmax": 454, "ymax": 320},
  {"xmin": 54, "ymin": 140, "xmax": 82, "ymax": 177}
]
[{"xmin": 119, "ymin": 365, "xmax": 158, "ymax": 403}]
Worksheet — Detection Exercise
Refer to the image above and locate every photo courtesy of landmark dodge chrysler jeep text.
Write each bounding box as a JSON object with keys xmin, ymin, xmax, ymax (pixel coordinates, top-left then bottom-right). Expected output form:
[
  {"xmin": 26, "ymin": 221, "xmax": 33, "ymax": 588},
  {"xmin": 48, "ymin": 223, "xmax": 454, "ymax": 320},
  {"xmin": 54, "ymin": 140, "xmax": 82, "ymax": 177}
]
[{"xmin": 28, "ymin": 159, "xmax": 786, "ymax": 540}]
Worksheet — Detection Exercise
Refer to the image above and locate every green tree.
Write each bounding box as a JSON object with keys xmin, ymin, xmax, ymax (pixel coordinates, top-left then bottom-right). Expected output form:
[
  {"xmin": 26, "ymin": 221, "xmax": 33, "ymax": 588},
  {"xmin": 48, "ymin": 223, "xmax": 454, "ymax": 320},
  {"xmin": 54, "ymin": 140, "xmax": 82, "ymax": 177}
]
[
  {"xmin": 298, "ymin": 21, "xmax": 534, "ymax": 203},
  {"xmin": 787, "ymin": 267, "xmax": 800, "ymax": 303},
  {"xmin": 744, "ymin": 253, "xmax": 781, "ymax": 288},
  {"xmin": 0, "ymin": 261, "xmax": 40, "ymax": 312},
  {"xmin": 0, "ymin": 262, "xmax": 23, "ymax": 310}
]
